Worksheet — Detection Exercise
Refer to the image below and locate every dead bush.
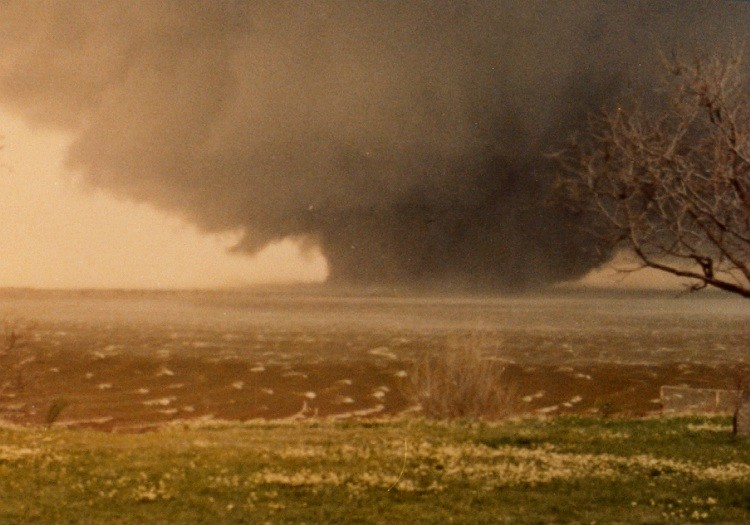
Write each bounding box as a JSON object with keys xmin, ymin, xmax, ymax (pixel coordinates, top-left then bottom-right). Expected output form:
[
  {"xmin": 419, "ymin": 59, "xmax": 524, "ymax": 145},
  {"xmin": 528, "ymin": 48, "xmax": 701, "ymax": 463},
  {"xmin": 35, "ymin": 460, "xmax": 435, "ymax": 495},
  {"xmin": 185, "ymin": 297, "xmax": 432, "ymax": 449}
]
[{"xmin": 406, "ymin": 336, "xmax": 517, "ymax": 420}]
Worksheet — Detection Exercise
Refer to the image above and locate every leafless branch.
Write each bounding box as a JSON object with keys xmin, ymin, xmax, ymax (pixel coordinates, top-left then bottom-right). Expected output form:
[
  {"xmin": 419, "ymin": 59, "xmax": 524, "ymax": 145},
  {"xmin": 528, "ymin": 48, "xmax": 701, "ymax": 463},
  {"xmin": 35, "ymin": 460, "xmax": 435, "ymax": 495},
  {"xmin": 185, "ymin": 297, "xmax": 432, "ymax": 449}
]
[{"xmin": 555, "ymin": 50, "xmax": 750, "ymax": 298}]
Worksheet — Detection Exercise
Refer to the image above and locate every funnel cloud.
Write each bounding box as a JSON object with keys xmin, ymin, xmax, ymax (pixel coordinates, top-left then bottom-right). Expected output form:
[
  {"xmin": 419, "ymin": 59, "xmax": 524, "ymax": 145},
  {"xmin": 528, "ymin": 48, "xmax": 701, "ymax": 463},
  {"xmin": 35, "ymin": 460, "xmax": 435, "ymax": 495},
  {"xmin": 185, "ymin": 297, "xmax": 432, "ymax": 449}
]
[{"xmin": 0, "ymin": 1, "xmax": 748, "ymax": 291}]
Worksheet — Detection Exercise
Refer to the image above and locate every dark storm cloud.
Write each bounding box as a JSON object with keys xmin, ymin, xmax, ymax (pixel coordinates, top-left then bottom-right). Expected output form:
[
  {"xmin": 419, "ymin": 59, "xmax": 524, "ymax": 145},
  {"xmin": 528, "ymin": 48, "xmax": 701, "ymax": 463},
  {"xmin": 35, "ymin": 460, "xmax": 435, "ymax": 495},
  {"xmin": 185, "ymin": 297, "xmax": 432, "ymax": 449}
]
[{"xmin": 0, "ymin": 0, "xmax": 748, "ymax": 291}]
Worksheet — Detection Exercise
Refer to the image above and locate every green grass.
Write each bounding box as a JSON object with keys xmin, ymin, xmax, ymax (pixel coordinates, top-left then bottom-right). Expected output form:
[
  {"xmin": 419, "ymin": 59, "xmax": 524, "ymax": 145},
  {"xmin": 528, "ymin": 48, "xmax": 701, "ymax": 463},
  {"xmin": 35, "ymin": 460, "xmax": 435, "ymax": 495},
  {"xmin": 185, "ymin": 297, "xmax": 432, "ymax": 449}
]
[{"xmin": 0, "ymin": 416, "xmax": 747, "ymax": 523}]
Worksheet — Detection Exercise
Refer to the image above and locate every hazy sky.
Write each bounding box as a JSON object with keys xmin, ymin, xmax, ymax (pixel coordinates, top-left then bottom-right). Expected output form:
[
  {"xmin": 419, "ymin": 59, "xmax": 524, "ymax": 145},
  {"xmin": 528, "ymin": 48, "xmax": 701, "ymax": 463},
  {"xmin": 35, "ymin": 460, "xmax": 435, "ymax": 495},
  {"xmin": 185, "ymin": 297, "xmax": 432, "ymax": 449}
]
[
  {"xmin": 0, "ymin": 108, "xmax": 328, "ymax": 288},
  {"xmin": 0, "ymin": 1, "xmax": 747, "ymax": 290}
]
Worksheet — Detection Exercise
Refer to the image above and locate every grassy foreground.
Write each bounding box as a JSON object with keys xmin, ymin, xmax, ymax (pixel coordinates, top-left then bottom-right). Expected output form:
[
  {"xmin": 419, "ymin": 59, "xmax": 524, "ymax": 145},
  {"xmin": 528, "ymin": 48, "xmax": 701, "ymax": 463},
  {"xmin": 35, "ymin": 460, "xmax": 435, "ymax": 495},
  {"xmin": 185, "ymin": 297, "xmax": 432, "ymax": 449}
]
[{"xmin": 0, "ymin": 416, "xmax": 748, "ymax": 524}]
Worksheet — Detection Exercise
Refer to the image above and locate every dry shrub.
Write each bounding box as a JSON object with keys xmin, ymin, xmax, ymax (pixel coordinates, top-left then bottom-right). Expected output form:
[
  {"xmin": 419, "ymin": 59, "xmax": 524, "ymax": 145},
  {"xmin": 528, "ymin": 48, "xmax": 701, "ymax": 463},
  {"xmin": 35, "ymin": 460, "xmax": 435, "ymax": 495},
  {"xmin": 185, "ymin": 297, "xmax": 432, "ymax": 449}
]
[{"xmin": 407, "ymin": 336, "xmax": 517, "ymax": 420}]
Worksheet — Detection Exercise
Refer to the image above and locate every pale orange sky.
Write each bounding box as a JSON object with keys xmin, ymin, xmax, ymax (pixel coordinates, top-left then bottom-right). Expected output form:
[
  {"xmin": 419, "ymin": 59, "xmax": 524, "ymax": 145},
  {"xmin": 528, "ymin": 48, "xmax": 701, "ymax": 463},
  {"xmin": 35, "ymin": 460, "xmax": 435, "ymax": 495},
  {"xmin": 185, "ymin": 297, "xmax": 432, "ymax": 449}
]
[
  {"xmin": 0, "ymin": 109, "xmax": 329, "ymax": 289},
  {"xmin": 566, "ymin": 251, "xmax": 688, "ymax": 292}
]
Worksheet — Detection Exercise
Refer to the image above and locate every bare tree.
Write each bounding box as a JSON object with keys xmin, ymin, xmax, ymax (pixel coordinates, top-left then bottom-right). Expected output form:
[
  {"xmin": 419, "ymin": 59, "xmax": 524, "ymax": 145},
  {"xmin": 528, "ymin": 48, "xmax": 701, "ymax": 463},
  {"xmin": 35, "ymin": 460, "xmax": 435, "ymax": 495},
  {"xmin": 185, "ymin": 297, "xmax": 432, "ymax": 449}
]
[{"xmin": 554, "ymin": 51, "xmax": 750, "ymax": 297}]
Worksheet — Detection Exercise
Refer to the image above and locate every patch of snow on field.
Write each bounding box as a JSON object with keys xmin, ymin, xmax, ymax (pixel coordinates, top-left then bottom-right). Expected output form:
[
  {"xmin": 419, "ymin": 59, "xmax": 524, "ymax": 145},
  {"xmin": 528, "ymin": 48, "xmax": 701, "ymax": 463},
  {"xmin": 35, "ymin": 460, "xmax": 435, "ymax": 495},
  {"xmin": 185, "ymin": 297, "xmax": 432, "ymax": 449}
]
[
  {"xmin": 330, "ymin": 404, "xmax": 386, "ymax": 419},
  {"xmin": 371, "ymin": 386, "xmax": 390, "ymax": 400},
  {"xmin": 368, "ymin": 346, "xmax": 397, "ymax": 359},
  {"xmin": 563, "ymin": 396, "xmax": 583, "ymax": 408},
  {"xmin": 282, "ymin": 371, "xmax": 308, "ymax": 379},
  {"xmin": 143, "ymin": 396, "xmax": 176, "ymax": 406},
  {"xmin": 522, "ymin": 391, "xmax": 545, "ymax": 403}
]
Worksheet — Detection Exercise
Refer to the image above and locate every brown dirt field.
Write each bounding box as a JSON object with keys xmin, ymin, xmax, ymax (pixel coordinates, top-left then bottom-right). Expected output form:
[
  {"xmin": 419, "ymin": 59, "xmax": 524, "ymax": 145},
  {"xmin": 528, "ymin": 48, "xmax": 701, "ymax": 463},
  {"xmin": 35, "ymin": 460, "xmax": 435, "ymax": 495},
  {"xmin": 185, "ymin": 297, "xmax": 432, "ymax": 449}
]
[{"xmin": 1, "ymin": 349, "xmax": 746, "ymax": 432}]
